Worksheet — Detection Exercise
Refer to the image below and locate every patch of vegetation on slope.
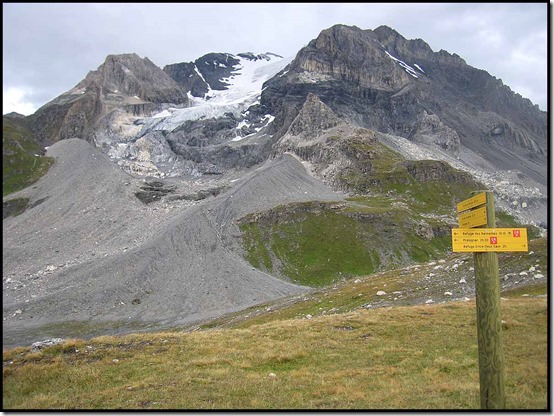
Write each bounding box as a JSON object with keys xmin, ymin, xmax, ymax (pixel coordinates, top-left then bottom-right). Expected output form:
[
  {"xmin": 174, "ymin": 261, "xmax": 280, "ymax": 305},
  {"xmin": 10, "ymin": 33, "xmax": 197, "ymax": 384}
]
[
  {"xmin": 238, "ymin": 200, "xmax": 540, "ymax": 288},
  {"xmin": 240, "ymin": 127, "xmax": 541, "ymax": 288},
  {"xmin": 3, "ymin": 116, "xmax": 54, "ymax": 197},
  {"xmin": 238, "ymin": 201, "xmax": 453, "ymax": 287},
  {"xmin": 332, "ymin": 133, "xmax": 483, "ymax": 214}
]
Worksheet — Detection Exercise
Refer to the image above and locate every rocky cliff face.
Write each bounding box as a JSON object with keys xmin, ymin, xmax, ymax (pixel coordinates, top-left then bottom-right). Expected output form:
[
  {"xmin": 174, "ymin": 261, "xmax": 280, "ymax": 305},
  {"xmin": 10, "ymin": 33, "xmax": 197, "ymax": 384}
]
[
  {"xmin": 261, "ymin": 24, "xmax": 547, "ymax": 185},
  {"xmin": 27, "ymin": 54, "xmax": 189, "ymax": 145},
  {"xmin": 80, "ymin": 54, "xmax": 189, "ymax": 105}
]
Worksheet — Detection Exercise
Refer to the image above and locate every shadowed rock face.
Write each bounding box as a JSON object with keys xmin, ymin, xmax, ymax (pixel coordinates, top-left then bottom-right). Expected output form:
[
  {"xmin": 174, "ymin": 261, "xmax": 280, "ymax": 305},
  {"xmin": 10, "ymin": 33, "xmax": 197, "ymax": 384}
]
[
  {"xmin": 27, "ymin": 54, "xmax": 189, "ymax": 145},
  {"xmin": 163, "ymin": 52, "xmax": 283, "ymax": 98},
  {"xmin": 287, "ymin": 93, "xmax": 341, "ymax": 138},
  {"xmin": 260, "ymin": 24, "xmax": 547, "ymax": 185},
  {"xmin": 164, "ymin": 53, "xmax": 242, "ymax": 97}
]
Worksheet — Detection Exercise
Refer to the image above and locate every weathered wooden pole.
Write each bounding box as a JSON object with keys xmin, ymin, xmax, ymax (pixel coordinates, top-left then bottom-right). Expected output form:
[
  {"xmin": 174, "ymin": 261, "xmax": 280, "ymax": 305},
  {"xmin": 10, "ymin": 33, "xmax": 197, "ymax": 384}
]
[{"xmin": 472, "ymin": 190, "xmax": 505, "ymax": 409}]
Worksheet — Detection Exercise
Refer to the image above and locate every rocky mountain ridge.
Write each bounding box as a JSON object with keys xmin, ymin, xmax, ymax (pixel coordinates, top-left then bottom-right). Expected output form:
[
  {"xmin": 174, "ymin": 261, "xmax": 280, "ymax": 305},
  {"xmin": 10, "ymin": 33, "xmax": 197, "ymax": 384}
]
[
  {"xmin": 260, "ymin": 25, "xmax": 546, "ymax": 184},
  {"xmin": 21, "ymin": 25, "xmax": 547, "ymax": 195}
]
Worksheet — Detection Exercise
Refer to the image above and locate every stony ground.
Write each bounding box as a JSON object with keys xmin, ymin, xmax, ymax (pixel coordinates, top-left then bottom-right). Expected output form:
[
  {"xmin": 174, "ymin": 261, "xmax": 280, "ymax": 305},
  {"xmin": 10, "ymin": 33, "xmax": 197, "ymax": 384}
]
[
  {"xmin": 3, "ymin": 139, "xmax": 343, "ymax": 348},
  {"xmin": 188, "ymin": 238, "xmax": 547, "ymax": 330}
]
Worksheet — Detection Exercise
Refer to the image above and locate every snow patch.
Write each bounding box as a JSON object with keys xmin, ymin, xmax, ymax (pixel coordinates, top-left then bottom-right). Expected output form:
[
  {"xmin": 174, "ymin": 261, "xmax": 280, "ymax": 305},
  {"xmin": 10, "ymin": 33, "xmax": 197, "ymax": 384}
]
[
  {"xmin": 385, "ymin": 51, "xmax": 419, "ymax": 78},
  {"xmin": 194, "ymin": 65, "xmax": 213, "ymax": 98},
  {"xmin": 237, "ymin": 120, "xmax": 251, "ymax": 129},
  {"xmin": 152, "ymin": 110, "xmax": 172, "ymax": 118}
]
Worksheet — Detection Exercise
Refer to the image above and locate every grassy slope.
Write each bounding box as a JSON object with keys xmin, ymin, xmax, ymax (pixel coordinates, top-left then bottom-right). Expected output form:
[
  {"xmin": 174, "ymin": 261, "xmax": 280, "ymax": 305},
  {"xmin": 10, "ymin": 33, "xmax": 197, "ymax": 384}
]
[
  {"xmin": 3, "ymin": 296, "xmax": 547, "ymax": 410},
  {"xmin": 240, "ymin": 201, "xmax": 453, "ymax": 286},
  {"xmin": 3, "ymin": 116, "xmax": 54, "ymax": 197}
]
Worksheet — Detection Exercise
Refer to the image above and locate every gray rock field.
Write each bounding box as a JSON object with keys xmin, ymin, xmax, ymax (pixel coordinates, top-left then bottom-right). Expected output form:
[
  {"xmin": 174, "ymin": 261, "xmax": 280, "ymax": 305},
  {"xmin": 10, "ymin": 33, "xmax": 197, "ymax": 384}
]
[{"xmin": 3, "ymin": 138, "xmax": 344, "ymax": 348}]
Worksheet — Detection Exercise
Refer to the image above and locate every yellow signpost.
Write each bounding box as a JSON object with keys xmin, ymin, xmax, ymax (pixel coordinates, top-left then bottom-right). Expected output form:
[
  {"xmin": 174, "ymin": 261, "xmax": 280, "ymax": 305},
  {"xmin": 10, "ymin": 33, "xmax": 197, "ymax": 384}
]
[
  {"xmin": 452, "ymin": 191, "xmax": 531, "ymax": 409},
  {"xmin": 457, "ymin": 191, "xmax": 486, "ymax": 213},
  {"xmin": 458, "ymin": 205, "xmax": 488, "ymax": 228},
  {"xmin": 451, "ymin": 228, "xmax": 528, "ymax": 252}
]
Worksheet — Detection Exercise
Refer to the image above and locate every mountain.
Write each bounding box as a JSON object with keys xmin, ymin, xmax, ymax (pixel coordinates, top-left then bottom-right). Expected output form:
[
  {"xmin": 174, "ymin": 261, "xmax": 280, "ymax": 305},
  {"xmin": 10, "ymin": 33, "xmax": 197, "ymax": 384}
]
[
  {"xmin": 26, "ymin": 53, "xmax": 189, "ymax": 147},
  {"xmin": 3, "ymin": 24, "xmax": 547, "ymax": 347},
  {"xmin": 258, "ymin": 24, "xmax": 547, "ymax": 225},
  {"xmin": 260, "ymin": 25, "xmax": 546, "ymax": 184},
  {"xmin": 2, "ymin": 114, "xmax": 54, "ymax": 197}
]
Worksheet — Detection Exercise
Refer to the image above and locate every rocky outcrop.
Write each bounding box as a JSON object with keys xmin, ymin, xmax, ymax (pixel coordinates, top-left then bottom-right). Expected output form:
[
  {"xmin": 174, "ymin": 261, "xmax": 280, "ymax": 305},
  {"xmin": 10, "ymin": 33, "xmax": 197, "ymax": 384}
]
[
  {"xmin": 31, "ymin": 338, "xmax": 65, "ymax": 352},
  {"xmin": 164, "ymin": 61, "xmax": 210, "ymax": 97},
  {"xmin": 275, "ymin": 118, "xmax": 381, "ymax": 193},
  {"xmin": 286, "ymin": 93, "xmax": 341, "ymax": 138},
  {"xmin": 402, "ymin": 160, "xmax": 474, "ymax": 183},
  {"xmin": 409, "ymin": 111, "xmax": 461, "ymax": 154},
  {"xmin": 134, "ymin": 181, "xmax": 176, "ymax": 204}
]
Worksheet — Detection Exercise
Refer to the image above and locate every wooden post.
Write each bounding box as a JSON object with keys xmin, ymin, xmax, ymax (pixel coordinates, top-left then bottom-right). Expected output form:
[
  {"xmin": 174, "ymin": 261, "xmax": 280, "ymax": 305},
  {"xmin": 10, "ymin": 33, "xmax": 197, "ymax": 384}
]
[{"xmin": 472, "ymin": 191, "xmax": 505, "ymax": 409}]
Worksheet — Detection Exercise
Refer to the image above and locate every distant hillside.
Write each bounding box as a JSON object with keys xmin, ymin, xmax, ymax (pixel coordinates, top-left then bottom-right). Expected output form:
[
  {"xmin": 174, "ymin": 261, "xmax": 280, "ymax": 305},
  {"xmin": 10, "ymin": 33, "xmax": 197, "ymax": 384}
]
[{"xmin": 2, "ymin": 115, "xmax": 54, "ymax": 196}]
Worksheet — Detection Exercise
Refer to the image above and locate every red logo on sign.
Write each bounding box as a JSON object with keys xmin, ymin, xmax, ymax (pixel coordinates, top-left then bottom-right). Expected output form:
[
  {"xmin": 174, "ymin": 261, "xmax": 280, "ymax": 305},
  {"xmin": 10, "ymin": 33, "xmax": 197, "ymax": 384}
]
[
  {"xmin": 490, "ymin": 237, "xmax": 498, "ymax": 245},
  {"xmin": 513, "ymin": 230, "xmax": 521, "ymax": 237}
]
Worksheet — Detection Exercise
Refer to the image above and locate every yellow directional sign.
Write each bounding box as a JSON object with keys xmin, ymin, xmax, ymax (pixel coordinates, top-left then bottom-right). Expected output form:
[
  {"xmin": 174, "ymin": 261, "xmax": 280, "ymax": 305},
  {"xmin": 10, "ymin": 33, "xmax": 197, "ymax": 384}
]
[
  {"xmin": 458, "ymin": 205, "xmax": 488, "ymax": 228},
  {"xmin": 457, "ymin": 192, "xmax": 486, "ymax": 213},
  {"xmin": 452, "ymin": 228, "xmax": 528, "ymax": 252}
]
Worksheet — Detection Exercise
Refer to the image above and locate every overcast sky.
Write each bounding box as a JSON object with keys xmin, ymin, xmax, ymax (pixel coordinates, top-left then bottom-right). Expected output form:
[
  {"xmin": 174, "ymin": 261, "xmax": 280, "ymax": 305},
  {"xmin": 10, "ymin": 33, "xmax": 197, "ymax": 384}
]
[{"xmin": 3, "ymin": 2, "xmax": 548, "ymax": 115}]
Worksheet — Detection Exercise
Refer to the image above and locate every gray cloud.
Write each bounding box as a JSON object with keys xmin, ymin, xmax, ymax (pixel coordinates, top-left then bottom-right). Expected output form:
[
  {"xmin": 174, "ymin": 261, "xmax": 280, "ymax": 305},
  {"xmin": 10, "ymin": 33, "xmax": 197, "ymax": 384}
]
[{"xmin": 3, "ymin": 3, "xmax": 547, "ymax": 114}]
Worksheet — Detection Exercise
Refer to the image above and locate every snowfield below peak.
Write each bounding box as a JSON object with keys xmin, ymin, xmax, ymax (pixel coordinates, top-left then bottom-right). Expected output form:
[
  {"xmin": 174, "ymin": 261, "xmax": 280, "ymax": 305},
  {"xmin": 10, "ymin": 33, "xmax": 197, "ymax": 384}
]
[{"xmin": 141, "ymin": 54, "xmax": 293, "ymax": 132}]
